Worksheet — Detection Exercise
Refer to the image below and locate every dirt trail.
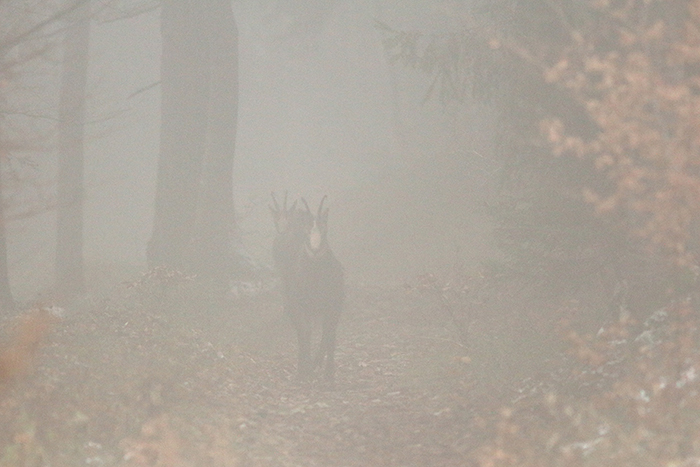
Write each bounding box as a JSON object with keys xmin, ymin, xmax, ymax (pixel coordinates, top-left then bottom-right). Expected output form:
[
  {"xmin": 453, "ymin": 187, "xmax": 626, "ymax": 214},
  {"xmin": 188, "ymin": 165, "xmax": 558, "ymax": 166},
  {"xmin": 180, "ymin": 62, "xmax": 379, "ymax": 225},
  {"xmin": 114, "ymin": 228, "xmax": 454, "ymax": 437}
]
[{"xmin": 1, "ymin": 283, "xmax": 490, "ymax": 466}]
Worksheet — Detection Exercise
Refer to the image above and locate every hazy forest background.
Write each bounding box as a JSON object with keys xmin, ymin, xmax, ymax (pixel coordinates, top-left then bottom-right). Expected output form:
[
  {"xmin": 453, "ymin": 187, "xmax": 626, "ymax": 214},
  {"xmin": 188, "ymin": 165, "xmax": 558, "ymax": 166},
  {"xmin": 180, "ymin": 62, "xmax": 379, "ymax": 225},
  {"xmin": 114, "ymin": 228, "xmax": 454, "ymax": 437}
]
[{"xmin": 1, "ymin": 0, "xmax": 700, "ymax": 466}]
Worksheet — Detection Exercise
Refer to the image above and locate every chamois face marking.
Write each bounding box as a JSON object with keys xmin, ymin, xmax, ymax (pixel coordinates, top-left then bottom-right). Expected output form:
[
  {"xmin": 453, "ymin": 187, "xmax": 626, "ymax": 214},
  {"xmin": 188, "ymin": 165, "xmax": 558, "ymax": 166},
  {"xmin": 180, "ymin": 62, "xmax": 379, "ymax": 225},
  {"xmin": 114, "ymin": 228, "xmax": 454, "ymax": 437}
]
[{"xmin": 308, "ymin": 221, "xmax": 322, "ymax": 251}]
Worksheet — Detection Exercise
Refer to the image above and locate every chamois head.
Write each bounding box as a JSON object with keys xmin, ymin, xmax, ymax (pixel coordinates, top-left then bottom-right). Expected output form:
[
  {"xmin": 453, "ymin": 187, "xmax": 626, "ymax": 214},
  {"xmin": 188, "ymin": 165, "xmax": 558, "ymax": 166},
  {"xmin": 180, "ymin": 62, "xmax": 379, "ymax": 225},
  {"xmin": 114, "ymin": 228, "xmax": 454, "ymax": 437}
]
[{"xmin": 301, "ymin": 195, "xmax": 330, "ymax": 256}]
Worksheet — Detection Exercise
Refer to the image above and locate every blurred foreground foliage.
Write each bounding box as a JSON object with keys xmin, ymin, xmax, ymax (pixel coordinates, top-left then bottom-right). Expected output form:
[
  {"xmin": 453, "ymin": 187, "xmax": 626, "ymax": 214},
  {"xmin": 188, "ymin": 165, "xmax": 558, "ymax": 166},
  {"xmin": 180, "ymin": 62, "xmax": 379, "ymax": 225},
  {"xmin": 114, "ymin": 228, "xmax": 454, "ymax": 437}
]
[{"xmin": 471, "ymin": 300, "xmax": 700, "ymax": 467}]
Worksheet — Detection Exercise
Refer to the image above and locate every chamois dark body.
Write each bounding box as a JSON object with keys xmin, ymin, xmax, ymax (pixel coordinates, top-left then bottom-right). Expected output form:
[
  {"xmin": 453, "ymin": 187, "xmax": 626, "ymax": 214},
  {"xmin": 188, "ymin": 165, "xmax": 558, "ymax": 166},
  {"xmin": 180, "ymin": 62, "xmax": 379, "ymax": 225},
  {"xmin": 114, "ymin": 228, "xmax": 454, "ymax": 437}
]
[{"xmin": 270, "ymin": 193, "xmax": 344, "ymax": 381}]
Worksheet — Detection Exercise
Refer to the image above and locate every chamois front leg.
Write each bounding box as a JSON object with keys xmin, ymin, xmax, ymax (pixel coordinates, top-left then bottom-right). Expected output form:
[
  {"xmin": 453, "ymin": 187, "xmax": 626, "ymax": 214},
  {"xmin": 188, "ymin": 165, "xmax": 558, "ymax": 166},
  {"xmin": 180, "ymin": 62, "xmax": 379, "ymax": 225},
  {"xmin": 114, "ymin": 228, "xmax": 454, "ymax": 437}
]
[{"xmin": 294, "ymin": 315, "xmax": 313, "ymax": 381}]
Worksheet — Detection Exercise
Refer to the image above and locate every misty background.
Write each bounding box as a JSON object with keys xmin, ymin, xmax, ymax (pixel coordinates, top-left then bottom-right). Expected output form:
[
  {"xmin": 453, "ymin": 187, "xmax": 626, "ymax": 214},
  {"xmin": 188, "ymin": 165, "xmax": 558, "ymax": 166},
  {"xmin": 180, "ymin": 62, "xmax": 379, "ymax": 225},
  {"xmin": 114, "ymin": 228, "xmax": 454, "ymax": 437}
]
[{"xmin": 6, "ymin": 0, "xmax": 498, "ymax": 298}]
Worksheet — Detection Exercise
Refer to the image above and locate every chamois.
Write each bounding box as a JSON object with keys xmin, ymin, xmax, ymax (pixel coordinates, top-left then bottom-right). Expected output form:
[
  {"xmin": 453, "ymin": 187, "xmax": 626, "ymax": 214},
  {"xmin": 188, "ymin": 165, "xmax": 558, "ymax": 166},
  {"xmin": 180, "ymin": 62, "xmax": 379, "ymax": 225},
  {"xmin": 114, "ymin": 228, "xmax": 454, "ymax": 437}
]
[{"xmin": 270, "ymin": 193, "xmax": 344, "ymax": 381}]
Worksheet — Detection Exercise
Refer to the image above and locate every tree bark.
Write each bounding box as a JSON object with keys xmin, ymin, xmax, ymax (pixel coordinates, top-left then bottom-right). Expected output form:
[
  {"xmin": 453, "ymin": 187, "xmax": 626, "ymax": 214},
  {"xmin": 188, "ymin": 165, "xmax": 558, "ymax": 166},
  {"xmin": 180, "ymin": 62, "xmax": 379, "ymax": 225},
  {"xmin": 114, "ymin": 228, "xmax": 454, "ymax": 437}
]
[
  {"xmin": 191, "ymin": 0, "xmax": 238, "ymax": 284},
  {"xmin": 0, "ymin": 154, "xmax": 15, "ymax": 312},
  {"xmin": 0, "ymin": 41, "xmax": 13, "ymax": 312},
  {"xmin": 56, "ymin": 0, "xmax": 90, "ymax": 296},
  {"xmin": 148, "ymin": 0, "xmax": 209, "ymax": 271}
]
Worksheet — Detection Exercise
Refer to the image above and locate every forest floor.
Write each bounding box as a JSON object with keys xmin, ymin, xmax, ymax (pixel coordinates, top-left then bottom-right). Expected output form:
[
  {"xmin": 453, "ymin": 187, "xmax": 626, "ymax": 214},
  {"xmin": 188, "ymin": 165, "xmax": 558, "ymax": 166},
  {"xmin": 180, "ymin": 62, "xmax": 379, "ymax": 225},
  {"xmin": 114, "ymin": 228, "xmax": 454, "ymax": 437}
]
[{"xmin": 0, "ymin": 269, "xmax": 512, "ymax": 467}]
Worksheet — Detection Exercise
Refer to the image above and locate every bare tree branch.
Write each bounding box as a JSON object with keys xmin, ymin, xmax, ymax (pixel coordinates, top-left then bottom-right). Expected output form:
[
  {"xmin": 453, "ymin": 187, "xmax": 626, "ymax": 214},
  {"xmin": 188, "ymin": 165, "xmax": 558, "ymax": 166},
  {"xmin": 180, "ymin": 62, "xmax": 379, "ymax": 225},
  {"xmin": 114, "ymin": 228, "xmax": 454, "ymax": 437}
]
[
  {"xmin": 97, "ymin": 0, "xmax": 160, "ymax": 24},
  {"xmin": 0, "ymin": 0, "xmax": 90, "ymax": 58}
]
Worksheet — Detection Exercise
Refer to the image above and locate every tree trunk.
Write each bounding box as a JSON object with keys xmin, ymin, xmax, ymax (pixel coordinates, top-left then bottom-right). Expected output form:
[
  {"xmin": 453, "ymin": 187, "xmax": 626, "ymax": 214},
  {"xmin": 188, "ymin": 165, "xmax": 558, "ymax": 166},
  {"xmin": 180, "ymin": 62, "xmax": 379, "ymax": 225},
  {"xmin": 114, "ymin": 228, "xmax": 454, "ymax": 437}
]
[
  {"xmin": 56, "ymin": 0, "xmax": 90, "ymax": 296},
  {"xmin": 0, "ymin": 153, "xmax": 15, "ymax": 312},
  {"xmin": 0, "ymin": 43, "xmax": 13, "ymax": 312},
  {"xmin": 148, "ymin": 0, "xmax": 209, "ymax": 271},
  {"xmin": 190, "ymin": 0, "xmax": 238, "ymax": 285}
]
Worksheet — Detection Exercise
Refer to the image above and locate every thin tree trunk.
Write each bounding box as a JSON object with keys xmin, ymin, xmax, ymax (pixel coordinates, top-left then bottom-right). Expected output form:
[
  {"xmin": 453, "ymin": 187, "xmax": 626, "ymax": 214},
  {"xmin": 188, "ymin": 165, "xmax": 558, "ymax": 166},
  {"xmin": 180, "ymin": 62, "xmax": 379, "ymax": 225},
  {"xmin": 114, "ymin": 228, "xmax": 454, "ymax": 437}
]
[
  {"xmin": 0, "ymin": 45, "xmax": 13, "ymax": 312},
  {"xmin": 191, "ymin": 0, "xmax": 238, "ymax": 285},
  {"xmin": 148, "ymin": 0, "xmax": 209, "ymax": 270},
  {"xmin": 56, "ymin": 0, "xmax": 90, "ymax": 296},
  {"xmin": 0, "ymin": 153, "xmax": 15, "ymax": 312}
]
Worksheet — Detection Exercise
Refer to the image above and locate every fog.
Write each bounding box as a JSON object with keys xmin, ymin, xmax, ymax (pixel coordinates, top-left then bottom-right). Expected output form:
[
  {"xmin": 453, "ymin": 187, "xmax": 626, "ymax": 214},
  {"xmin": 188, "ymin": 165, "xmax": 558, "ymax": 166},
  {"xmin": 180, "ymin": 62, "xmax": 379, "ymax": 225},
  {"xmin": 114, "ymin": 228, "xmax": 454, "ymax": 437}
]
[
  {"xmin": 3, "ymin": 1, "xmax": 697, "ymax": 465},
  {"xmin": 5, "ymin": 0, "xmax": 498, "ymax": 297}
]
